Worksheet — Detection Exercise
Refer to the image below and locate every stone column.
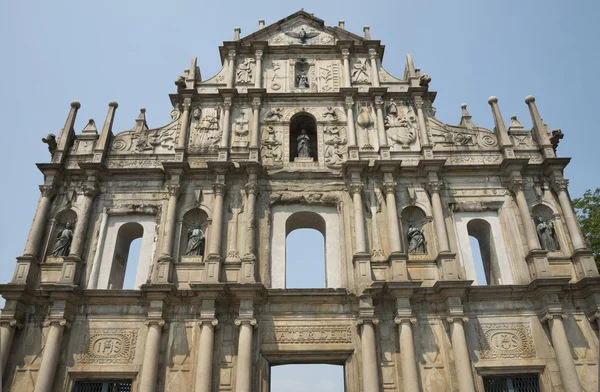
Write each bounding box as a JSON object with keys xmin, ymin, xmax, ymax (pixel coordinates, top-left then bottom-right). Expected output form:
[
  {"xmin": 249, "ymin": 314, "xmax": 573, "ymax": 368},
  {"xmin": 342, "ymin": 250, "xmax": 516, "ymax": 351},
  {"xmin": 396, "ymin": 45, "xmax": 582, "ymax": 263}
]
[
  {"xmin": 160, "ymin": 184, "xmax": 181, "ymax": 260},
  {"xmin": 350, "ymin": 183, "xmax": 367, "ymax": 254},
  {"xmin": 243, "ymin": 182, "xmax": 259, "ymax": 261},
  {"xmin": 0, "ymin": 320, "xmax": 20, "ymax": 374},
  {"xmin": 394, "ymin": 316, "xmax": 419, "ymax": 392},
  {"xmin": 414, "ymin": 96, "xmax": 430, "ymax": 148},
  {"xmin": 254, "ymin": 50, "xmax": 263, "ymax": 88},
  {"xmin": 589, "ymin": 312, "xmax": 600, "ymax": 388},
  {"xmin": 511, "ymin": 181, "xmax": 541, "ymax": 252},
  {"xmin": 208, "ymin": 183, "xmax": 227, "ymax": 258},
  {"xmin": 368, "ymin": 49, "xmax": 380, "ymax": 87},
  {"xmin": 541, "ymin": 313, "xmax": 583, "ymax": 392},
  {"xmin": 383, "ymin": 182, "xmax": 402, "ymax": 253},
  {"xmin": 23, "ymin": 185, "xmax": 54, "ymax": 258},
  {"xmin": 139, "ymin": 319, "xmax": 166, "ymax": 392},
  {"xmin": 341, "ymin": 49, "xmax": 351, "ymax": 87},
  {"xmin": 447, "ymin": 316, "xmax": 476, "ymax": 392},
  {"xmin": 69, "ymin": 186, "xmax": 97, "ymax": 257},
  {"xmin": 177, "ymin": 99, "xmax": 191, "ymax": 150},
  {"xmin": 374, "ymin": 96, "xmax": 387, "ymax": 148},
  {"xmin": 88, "ymin": 207, "xmax": 108, "ymax": 288},
  {"xmin": 357, "ymin": 318, "xmax": 380, "ymax": 392},
  {"xmin": 525, "ymin": 95, "xmax": 555, "ymax": 159},
  {"xmin": 220, "ymin": 98, "xmax": 232, "ymax": 149},
  {"xmin": 553, "ymin": 179, "xmax": 586, "ymax": 251},
  {"xmin": 250, "ymin": 97, "xmax": 261, "ymax": 149},
  {"xmin": 234, "ymin": 317, "xmax": 256, "ymax": 392},
  {"xmin": 226, "ymin": 50, "xmax": 236, "ymax": 88},
  {"xmin": 428, "ymin": 182, "xmax": 450, "ymax": 252},
  {"xmin": 33, "ymin": 319, "xmax": 68, "ymax": 392},
  {"xmin": 345, "ymin": 96, "xmax": 357, "ymax": 147},
  {"xmin": 195, "ymin": 319, "xmax": 218, "ymax": 392}
]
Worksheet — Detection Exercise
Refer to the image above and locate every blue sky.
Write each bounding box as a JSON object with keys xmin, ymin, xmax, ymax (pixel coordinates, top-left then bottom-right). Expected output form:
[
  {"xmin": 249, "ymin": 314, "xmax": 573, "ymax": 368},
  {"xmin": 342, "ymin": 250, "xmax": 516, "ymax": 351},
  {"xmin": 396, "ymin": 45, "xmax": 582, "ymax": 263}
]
[{"xmin": 1, "ymin": 0, "xmax": 598, "ymax": 389}]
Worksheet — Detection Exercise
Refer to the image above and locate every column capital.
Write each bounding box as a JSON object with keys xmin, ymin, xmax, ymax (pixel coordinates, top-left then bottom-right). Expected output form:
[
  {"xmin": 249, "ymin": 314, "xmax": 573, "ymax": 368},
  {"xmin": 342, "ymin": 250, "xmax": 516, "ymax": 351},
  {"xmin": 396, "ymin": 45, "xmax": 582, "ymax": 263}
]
[
  {"xmin": 382, "ymin": 182, "xmax": 397, "ymax": 194},
  {"xmin": 213, "ymin": 183, "xmax": 228, "ymax": 196},
  {"xmin": 182, "ymin": 99, "xmax": 192, "ymax": 110},
  {"xmin": 588, "ymin": 311, "xmax": 600, "ymax": 323},
  {"xmin": 43, "ymin": 319, "xmax": 71, "ymax": 329},
  {"xmin": 345, "ymin": 96, "xmax": 354, "ymax": 109},
  {"xmin": 356, "ymin": 317, "xmax": 379, "ymax": 326},
  {"xmin": 349, "ymin": 182, "xmax": 364, "ymax": 195},
  {"xmin": 508, "ymin": 178, "xmax": 525, "ymax": 193},
  {"xmin": 368, "ymin": 48, "xmax": 377, "ymax": 60},
  {"xmin": 198, "ymin": 318, "xmax": 219, "ymax": 328},
  {"xmin": 145, "ymin": 318, "xmax": 169, "ymax": 329},
  {"xmin": 446, "ymin": 315, "xmax": 469, "ymax": 324},
  {"xmin": 374, "ymin": 95, "xmax": 384, "ymax": 108},
  {"xmin": 413, "ymin": 96, "xmax": 424, "ymax": 109},
  {"xmin": 255, "ymin": 50, "xmax": 263, "ymax": 59},
  {"xmin": 80, "ymin": 184, "xmax": 99, "ymax": 198},
  {"xmin": 234, "ymin": 317, "xmax": 257, "ymax": 328},
  {"xmin": 551, "ymin": 179, "xmax": 569, "ymax": 192},
  {"xmin": 427, "ymin": 181, "xmax": 444, "ymax": 194},
  {"xmin": 341, "ymin": 49, "xmax": 350, "ymax": 59},
  {"xmin": 227, "ymin": 50, "xmax": 236, "ymax": 60},
  {"xmin": 251, "ymin": 96, "xmax": 262, "ymax": 109},
  {"xmin": 539, "ymin": 312, "xmax": 567, "ymax": 324},
  {"xmin": 394, "ymin": 316, "xmax": 416, "ymax": 325},
  {"xmin": 39, "ymin": 185, "xmax": 55, "ymax": 198},
  {"xmin": 222, "ymin": 97, "xmax": 233, "ymax": 109},
  {"xmin": 166, "ymin": 184, "xmax": 181, "ymax": 197},
  {"xmin": 0, "ymin": 319, "xmax": 23, "ymax": 329},
  {"xmin": 245, "ymin": 182, "xmax": 260, "ymax": 195}
]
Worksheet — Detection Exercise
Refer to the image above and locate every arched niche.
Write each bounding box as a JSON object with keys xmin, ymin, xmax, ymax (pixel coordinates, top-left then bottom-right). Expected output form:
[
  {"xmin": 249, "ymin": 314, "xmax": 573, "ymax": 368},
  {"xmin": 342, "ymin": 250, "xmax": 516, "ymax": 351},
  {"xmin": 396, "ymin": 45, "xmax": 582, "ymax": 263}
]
[
  {"xmin": 270, "ymin": 205, "xmax": 342, "ymax": 289},
  {"xmin": 45, "ymin": 209, "xmax": 77, "ymax": 259},
  {"xmin": 400, "ymin": 205, "xmax": 429, "ymax": 255},
  {"xmin": 532, "ymin": 204, "xmax": 561, "ymax": 252},
  {"xmin": 289, "ymin": 113, "xmax": 318, "ymax": 161},
  {"xmin": 179, "ymin": 208, "xmax": 209, "ymax": 261}
]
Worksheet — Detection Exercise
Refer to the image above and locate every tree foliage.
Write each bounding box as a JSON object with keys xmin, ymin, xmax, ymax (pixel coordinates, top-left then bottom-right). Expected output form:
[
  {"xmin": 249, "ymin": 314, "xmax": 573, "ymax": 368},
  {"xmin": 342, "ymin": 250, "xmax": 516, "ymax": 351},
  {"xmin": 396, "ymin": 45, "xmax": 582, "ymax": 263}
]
[{"xmin": 572, "ymin": 188, "xmax": 600, "ymax": 269}]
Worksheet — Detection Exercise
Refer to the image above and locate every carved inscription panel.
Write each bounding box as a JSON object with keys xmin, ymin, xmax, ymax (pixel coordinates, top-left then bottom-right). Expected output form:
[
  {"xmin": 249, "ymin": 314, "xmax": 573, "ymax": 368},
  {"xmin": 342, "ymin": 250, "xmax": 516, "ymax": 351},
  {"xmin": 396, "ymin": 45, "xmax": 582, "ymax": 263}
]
[
  {"xmin": 477, "ymin": 323, "xmax": 536, "ymax": 359},
  {"xmin": 262, "ymin": 325, "xmax": 352, "ymax": 344},
  {"xmin": 78, "ymin": 329, "xmax": 138, "ymax": 364}
]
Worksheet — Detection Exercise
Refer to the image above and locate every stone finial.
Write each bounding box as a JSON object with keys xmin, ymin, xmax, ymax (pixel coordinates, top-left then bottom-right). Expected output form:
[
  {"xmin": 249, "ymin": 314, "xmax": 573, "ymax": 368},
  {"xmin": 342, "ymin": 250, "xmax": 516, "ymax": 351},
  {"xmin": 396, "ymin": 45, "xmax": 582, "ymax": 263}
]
[
  {"xmin": 234, "ymin": 27, "xmax": 241, "ymax": 41},
  {"xmin": 508, "ymin": 115, "xmax": 525, "ymax": 132},
  {"xmin": 525, "ymin": 95, "xmax": 535, "ymax": 104},
  {"xmin": 109, "ymin": 101, "xmax": 118, "ymax": 108},
  {"xmin": 338, "ymin": 20, "xmax": 345, "ymax": 29},
  {"xmin": 132, "ymin": 108, "xmax": 148, "ymax": 132},
  {"xmin": 488, "ymin": 96, "xmax": 498, "ymax": 104},
  {"xmin": 258, "ymin": 19, "xmax": 265, "ymax": 29},
  {"xmin": 363, "ymin": 26, "xmax": 371, "ymax": 40},
  {"xmin": 550, "ymin": 128, "xmax": 564, "ymax": 152},
  {"xmin": 458, "ymin": 104, "xmax": 475, "ymax": 130},
  {"xmin": 71, "ymin": 101, "xmax": 81, "ymax": 109},
  {"xmin": 81, "ymin": 119, "xmax": 98, "ymax": 135}
]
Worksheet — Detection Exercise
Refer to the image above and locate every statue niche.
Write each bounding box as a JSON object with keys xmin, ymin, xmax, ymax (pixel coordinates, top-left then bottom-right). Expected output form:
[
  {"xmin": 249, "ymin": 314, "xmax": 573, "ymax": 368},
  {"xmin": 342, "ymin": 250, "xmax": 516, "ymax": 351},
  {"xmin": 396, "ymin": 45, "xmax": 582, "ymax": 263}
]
[
  {"xmin": 294, "ymin": 59, "xmax": 310, "ymax": 89},
  {"xmin": 46, "ymin": 209, "xmax": 77, "ymax": 259},
  {"xmin": 401, "ymin": 206, "xmax": 428, "ymax": 256},
  {"xmin": 289, "ymin": 113, "xmax": 318, "ymax": 162},
  {"xmin": 180, "ymin": 208, "xmax": 209, "ymax": 261},
  {"xmin": 532, "ymin": 204, "xmax": 560, "ymax": 252}
]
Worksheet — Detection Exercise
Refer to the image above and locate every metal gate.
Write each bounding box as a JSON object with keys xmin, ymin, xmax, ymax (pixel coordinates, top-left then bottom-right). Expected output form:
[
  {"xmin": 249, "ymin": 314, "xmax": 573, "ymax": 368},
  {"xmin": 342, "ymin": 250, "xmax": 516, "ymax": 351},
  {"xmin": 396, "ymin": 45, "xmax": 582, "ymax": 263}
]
[
  {"xmin": 483, "ymin": 375, "xmax": 540, "ymax": 392},
  {"xmin": 72, "ymin": 381, "xmax": 132, "ymax": 392}
]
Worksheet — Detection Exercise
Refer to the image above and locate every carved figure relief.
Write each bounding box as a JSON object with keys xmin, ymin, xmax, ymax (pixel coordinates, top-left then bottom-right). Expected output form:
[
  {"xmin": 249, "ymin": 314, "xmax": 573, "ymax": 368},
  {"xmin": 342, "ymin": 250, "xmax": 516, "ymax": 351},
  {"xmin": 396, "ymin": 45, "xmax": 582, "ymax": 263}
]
[
  {"xmin": 351, "ymin": 59, "xmax": 370, "ymax": 83},
  {"xmin": 111, "ymin": 108, "xmax": 180, "ymax": 154},
  {"xmin": 385, "ymin": 100, "xmax": 417, "ymax": 149},
  {"xmin": 324, "ymin": 107, "xmax": 338, "ymax": 121},
  {"xmin": 366, "ymin": 183, "xmax": 386, "ymax": 261},
  {"xmin": 232, "ymin": 111, "xmax": 250, "ymax": 148},
  {"xmin": 78, "ymin": 329, "xmax": 138, "ymax": 364},
  {"xmin": 536, "ymin": 217, "xmax": 558, "ymax": 251},
  {"xmin": 477, "ymin": 323, "xmax": 536, "ymax": 359},
  {"xmin": 265, "ymin": 22, "xmax": 335, "ymax": 46},
  {"xmin": 356, "ymin": 105, "xmax": 376, "ymax": 149},
  {"xmin": 284, "ymin": 26, "xmax": 321, "ymax": 44},
  {"xmin": 188, "ymin": 107, "xmax": 222, "ymax": 153},
  {"xmin": 261, "ymin": 126, "xmax": 283, "ymax": 165},
  {"xmin": 236, "ymin": 58, "xmax": 255, "ymax": 84},
  {"xmin": 50, "ymin": 222, "xmax": 73, "ymax": 256},
  {"xmin": 294, "ymin": 59, "xmax": 311, "ymax": 89},
  {"xmin": 185, "ymin": 223, "xmax": 205, "ymax": 256},
  {"xmin": 407, "ymin": 222, "xmax": 426, "ymax": 254},
  {"xmin": 265, "ymin": 107, "xmax": 284, "ymax": 122},
  {"xmin": 323, "ymin": 126, "xmax": 347, "ymax": 167}
]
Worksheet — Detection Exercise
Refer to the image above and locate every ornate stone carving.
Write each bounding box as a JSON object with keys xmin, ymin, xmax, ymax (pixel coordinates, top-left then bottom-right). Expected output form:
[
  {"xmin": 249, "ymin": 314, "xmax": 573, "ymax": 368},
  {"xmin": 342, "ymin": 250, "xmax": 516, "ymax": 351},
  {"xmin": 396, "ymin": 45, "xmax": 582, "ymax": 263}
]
[
  {"xmin": 78, "ymin": 329, "xmax": 138, "ymax": 364},
  {"xmin": 265, "ymin": 107, "xmax": 284, "ymax": 122},
  {"xmin": 536, "ymin": 217, "xmax": 559, "ymax": 251},
  {"xmin": 351, "ymin": 59, "xmax": 370, "ymax": 83},
  {"xmin": 262, "ymin": 325, "xmax": 352, "ymax": 344},
  {"xmin": 284, "ymin": 26, "xmax": 321, "ymax": 44},
  {"xmin": 324, "ymin": 126, "xmax": 347, "ymax": 167},
  {"xmin": 41, "ymin": 134, "xmax": 57, "ymax": 157},
  {"xmin": 477, "ymin": 323, "xmax": 536, "ymax": 359},
  {"xmin": 236, "ymin": 58, "xmax": 255, "ymax": 84},
  {"xmin": 356, "ymin": 104, "xmax": 375, "ymax": 149},
  {"xmin": 419, "ymin": 74, "xmax": 432, "ymax": 88},
  {"xmin": 50, "ymin": 223, "xmax": 73, "ymax": 256},
  {"xmin": 111, "ymin": 108, "xmax": 180, "ymax": 154},
  {"xmin": 213, "ymin": 183, "xmax": 227, "ymax": 197},
  {"xmin": 261, "ymin": 126, "xmax": 283, "ymax": 165},
  {"xmin": 407, "ymin": 222, "xmax": 426, "ymax": 254},
  {"xmin": 232, "ymin": 111, "xmax": 250, "ymax": 148},
  {"xmin": 269, "ymin": 192, "xmax": 340, "ymax": 206},
  {"xmin": 189, "ymin": 107, "xmax": 221, "ymax": 154},
  {"xmin": 385, "ymin": 99, "xmax": 417, "ymax": 149}
]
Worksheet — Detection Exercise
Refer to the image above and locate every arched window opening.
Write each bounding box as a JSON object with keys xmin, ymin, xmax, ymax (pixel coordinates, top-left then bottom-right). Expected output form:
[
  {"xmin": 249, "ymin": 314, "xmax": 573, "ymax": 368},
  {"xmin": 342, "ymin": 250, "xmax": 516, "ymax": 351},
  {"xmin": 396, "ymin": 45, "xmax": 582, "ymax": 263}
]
[
  {"xmin": 466, "ymin": 219, "xmax": 501, "ymax": 285},
  {"xmin": 289, "ymin": 113, "xmax": 318, "ymax": 161},
  {"xmin": 122, "ymin": 238, "xmax": 142, "ymax": 289},
  {"xmin": 271, "ymin": 364, "xmax": 344, "ymax": 392},
  {"xmin": 108, "ymin": 222, "xmax": 144, "ymax": 289},
  {"xmin": 285, "ymin": 211, "xmax": 326, "ymax": 288}
]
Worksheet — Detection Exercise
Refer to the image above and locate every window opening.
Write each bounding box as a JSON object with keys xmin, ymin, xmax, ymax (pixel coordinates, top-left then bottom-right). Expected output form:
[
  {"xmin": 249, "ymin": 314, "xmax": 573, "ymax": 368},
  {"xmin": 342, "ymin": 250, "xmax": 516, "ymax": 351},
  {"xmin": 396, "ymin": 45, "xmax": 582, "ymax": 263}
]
[
  {"xmin": 289, "ymin": 114, "xmax": 318, "ymax": 161},
  {"xmin": 469, "ymin": 235, "xmax": 488, "ymax": 285},
  {"xmin": 483, "ymin": 375, "xmax": 540, "ymax": 392},
  {"xmin": 122, "ymin": 238, "xmax": 141, "ymax": 289},
  {"xmin": 271, "ymin": 364, "xmax": 344, "ymax": 392},
  {"xmin": 108, "ymin": 222, "xmax": 143, "ymax": 289},
  {"xmin": 72, "ymin": 380, "xmax": 132, "ymax": 392},
  {"xmin": 286, "ymin": 228, "xmax": 325, "ymax": 288},
  {"xmin": 466, "ymin": 219, "xmax": 502, "ymax": 285}
]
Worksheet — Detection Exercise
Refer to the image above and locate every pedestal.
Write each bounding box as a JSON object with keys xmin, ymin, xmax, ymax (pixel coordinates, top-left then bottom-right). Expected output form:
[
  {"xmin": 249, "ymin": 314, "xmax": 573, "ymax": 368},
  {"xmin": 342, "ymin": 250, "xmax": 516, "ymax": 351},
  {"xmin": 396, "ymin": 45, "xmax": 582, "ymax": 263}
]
[
  {"xmin": 525, "ymin": 249, "xmax": 551, "ymax": 280},
  {"xmin": 572, "ymin": 249, "xmax": 599, "ymax": 279},
  {"xmin": 390, "ymin": 253, "xmax": 408, "ymax": 281},
  {"xmin": 436, "ymin": 251, "xmax": 459, "ymax": 280}
]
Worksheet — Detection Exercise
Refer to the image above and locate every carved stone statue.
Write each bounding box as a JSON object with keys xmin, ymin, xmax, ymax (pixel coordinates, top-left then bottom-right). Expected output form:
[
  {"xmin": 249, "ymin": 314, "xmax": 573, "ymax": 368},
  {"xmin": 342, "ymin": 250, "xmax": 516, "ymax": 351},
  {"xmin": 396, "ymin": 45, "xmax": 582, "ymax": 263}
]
[
  {"xmin": 261, "ymin": 126, "xmax": 282, "ymax": 162},
  {"xmin": 296, "ymin": 70, "xmax": 309, "ymax": 88},
  {"xmin": 42, "ymin": 133, "xmax": 57, "ymax": 157},
  {"xmin": 284, "ymin": 27, "xmax": 320, "ymax": 44},
  {"xmin": 297, "ymin": 129, "xmax": 311, "ymax": 158},
  {"xmin": 185, "ymin": 223, "xmax": 205, "ymax": 256},
  {"xmin": 407, "ymin": 222, "xmax": 426, "ymax": 254},
  {"xmin": 236, "ymin": 58, "xmax": 254, "ymax": 84},
  {"xmin": 50, "ymin": 223, "xmax": 73, "ymax": 257},
  {"xmin": 536, "ymin": 217, "xmax": 558, "ymax": 251}
]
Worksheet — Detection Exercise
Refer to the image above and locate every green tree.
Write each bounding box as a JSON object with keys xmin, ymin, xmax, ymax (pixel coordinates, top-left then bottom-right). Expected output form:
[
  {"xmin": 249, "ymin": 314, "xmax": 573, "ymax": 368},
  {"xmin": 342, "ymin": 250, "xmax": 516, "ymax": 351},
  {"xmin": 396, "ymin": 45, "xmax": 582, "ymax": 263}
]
[{"xmin": 572, "ymin": 188, "xmax": 600, "ymax": 269}]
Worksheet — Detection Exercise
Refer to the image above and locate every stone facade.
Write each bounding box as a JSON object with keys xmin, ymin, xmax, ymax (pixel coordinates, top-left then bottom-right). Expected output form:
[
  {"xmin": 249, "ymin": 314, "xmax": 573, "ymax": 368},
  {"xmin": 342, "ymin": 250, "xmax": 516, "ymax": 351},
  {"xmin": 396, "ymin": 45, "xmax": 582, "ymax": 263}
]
[{"xmin": 1, "ymin": 10, "xmax": 599, "ymax": 392}]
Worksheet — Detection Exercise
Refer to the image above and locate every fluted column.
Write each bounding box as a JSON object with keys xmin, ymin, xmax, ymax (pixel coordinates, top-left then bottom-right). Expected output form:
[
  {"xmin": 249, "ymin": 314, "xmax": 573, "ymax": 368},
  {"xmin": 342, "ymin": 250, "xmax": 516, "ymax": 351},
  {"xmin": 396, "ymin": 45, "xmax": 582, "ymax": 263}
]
[
  {"xmin": 525, "ymin": 95, "xmax": 555, "ymax": 159},
  {"xmin": 1, "ymin": 320, "xmax": 20, "ymax": 374},
  {"xmin": 208, "ymin": 183, "xmax": 227, "ymax": 257},
  {"xmin": 243, "ymin": 182, "xmax": 259, "ymax": 260},
  {"xmin": 511, "ymin": 181, "xmax": 541, "ymax": 252},
  {"xmin": 350, "ymin": 183, "xmax": 367, "ymax": 254},
  {"xmin": 235, "ymin": 318, "xmax": 256, "ymax": 392},
  {"xmin": 250, "ymin": 97, "xmax": 261, "ymax": 148},
  {"xmin": 345, "ymin": 97, "xmax": 357, "ymax": 147},
  {"xmin": 177, "ymin": 99, "xmax": 191, "ymax": 150},
  {"xmin": 220, "ymin": 98, "xmax": 232, "ymax": 150},
  {"xmin": 428, "ymin": 182, "xmax": 450, "ymax": 252},
  {"xmin": 254, "ymin": 50, "xmax": 263, "ymax": 88},
  {"xmin": 383, "ymin": 182, "xmax": 402, "ymax": 253},
  {"xmin": 394, "ymin": 316, "xmax": 419, "ymax": 392},
  {"xmin": 357, "ymin": 318, "xmax": 380, "ymax": 392},
  {"xmin": 69, "ymin": 186, "xmax": 97, "ymax": 257},
  {"xmin": 447, "ymin": 316, "xmax": 476, "ymax": 392},
  {"xmin": 226, "ymin": 50, "xmax": 236, "ymax": 88},
  {"xmin": 23, "ymin": 185, "xmax": 55, "ymax": 258},
  {"xmin": 553, "ymin": 179, "xmax": 586, "ymax": 251},
  {"xmin": 541, "ymin": 313, "xmax": 583, "ymax": 392},
  {"xmin": 160, "ymin": 184, "xmax": 181, "ymax": 260},
  {"xmin": 368, "ymin": 49, "xmax": 380, "ymax": 87},
  {"xmin": 341, "ymin": 49, "xmax": 351, "ymax": 87},
  {"xmin": 414, "ymin": 96, "xmax": 430, "ymax": 148},
  {"xmin": 34, "ymin": 320, "xmax": 68, "ymax": 392},
  {"xmin": 139, "ymin": 320, "xmax": 166, "ymax": 392},
  {"xmin": 195, "ymin": 319, "xmax": 218, "ymax": 392},
  {"xmin": 374, "ymin": 96, "xmax": 387, "ymax": 148}
]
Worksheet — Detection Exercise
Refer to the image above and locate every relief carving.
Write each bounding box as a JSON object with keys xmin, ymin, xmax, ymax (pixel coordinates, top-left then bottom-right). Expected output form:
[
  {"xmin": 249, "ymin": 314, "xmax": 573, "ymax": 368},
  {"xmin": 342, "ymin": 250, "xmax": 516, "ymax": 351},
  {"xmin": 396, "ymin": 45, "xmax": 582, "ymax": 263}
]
[
  {"xmin": 189, "ymin": 107, "xmax": 222, "ymax": 154},
  {"xmin": 270, "ymin": 192, "xmax": 340, "ymax": 206},
  {"xmin": 477, "ymin": 323, "xmax": 536, "ymax": 359},
  {"xmin": 323, "ymin": 126, "xmax": 347, "ymax": 167},
  {"xmin": 111, "ymin": 108, "xmax": 180, "ymax": 154},
  {"xmin": 351, "ymin": 59, "xmax": 370, "ymax": 83},
  {"xmin": 262, "ymin": 325, "xmax": 352, "ymax": 344},
  {"xmin": 385, "ymin": 99, "xmax": 417, "ymax": 149},
  {"xmin": 236, "ymin": 58, "xmax": 255, "ymax": 84},
  {"xmin": 356, "ymin": 104, "xmax": 376, "ymax": 150},
  {"xmin": 261, "ymin": 126, "xmax": 283, "ymax": 165},
  {"xmin": 78, "ymin": 329, "xmax": 138, "ymax": 364},
  {"xmin": 232, "ymin": 111, "xmax": 250, "ymax": 148}
]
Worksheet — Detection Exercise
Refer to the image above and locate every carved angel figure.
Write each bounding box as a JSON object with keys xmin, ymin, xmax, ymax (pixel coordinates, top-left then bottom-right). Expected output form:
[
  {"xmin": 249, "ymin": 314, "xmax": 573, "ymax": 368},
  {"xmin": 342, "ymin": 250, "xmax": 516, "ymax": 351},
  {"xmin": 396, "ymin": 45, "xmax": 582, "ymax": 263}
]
[
  {"xmin": 284, "ymin": 27, "xmax": 320, "ymax": 44},
  {"xmin": 50, "ymin": 223, "xmax": 73, "ymax": 257}
]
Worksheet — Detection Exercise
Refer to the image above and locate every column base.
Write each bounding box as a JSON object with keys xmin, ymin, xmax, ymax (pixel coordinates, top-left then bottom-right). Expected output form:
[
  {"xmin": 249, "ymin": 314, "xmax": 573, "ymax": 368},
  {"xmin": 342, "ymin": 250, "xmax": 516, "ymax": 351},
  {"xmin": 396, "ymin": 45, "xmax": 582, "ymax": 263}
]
[
  {"xmin": 239, "ymin": 256, "xmax": 257, "ymax": 283},
  {"xmin": 436, "ymin": 251, "xmax": 459, "ymax": 280},
  {"xmin": 353, "ymin": 253, "xmax": 373, "ymax": 283},
  {"xmin": 389, "ymin": 252, "xmax": 409, "ymax": 281},
  {"xmin": 525, "ymin": 249, "xmax": 551, "ymax": 280},
  {"xmin": 204, "ymin": 255, "xmax": 222, "ymax": 283},
  {"xmin": 12, "ymin": 255, "xmax": 40, "ymax": 285},
  {"xmin": 572, "ymin": 249, "xmax": 599, "ymax": 279}
]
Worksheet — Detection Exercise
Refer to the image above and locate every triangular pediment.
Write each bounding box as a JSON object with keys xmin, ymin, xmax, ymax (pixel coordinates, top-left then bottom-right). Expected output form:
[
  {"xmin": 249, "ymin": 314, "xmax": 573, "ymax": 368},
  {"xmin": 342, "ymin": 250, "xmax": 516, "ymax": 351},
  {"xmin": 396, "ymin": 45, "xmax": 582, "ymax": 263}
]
[{"xmin": 239, "ymin": 10, "xmax": 364, "ymax": 46}]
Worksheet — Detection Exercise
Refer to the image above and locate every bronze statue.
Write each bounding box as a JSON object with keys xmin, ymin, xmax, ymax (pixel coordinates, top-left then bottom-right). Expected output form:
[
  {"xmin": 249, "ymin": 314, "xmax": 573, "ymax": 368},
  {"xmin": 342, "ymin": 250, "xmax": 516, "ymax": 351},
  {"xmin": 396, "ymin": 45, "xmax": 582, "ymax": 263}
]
[
  {"xmin": 297, "ymin": 129, "xmax": 311, "ymax": 158},
  {"xmin": 50, "ymin": 223, "xmax": 73, "ymax": 257},
  {"xmin": 407, "ymin": 222, "xmax": 426, "ymax": 254},
  {"xmin": 185, "ymin": 222, "xmax": 205, "ymax": 256},
  {"xmin": 536, "ymin": 217, "xmax": 558, "ymax": 251}
]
